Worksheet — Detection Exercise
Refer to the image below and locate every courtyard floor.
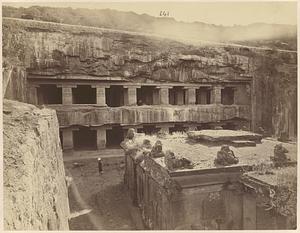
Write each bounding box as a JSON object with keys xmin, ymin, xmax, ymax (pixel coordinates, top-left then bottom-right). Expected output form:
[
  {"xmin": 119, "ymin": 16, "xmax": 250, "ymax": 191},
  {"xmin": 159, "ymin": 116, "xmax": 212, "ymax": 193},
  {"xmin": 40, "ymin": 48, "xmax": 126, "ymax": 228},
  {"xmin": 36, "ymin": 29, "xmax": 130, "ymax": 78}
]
[{"xmin": 65, "ymin": 156, "xmax": 144, "ymax": 230}]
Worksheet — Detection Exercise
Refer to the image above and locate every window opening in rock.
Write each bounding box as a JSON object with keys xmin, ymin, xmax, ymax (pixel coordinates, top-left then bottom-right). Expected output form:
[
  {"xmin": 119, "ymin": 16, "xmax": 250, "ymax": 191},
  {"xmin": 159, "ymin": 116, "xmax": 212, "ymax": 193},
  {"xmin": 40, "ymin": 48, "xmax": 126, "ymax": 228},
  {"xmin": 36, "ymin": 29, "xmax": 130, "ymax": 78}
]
[
  {"xmin": 137, "ymin": 86, "xmax": 159, "ymax": 105},
  {"xmin": 72, "ymin": 85, "xmax": 96, "ymax": 104},
  {"xmin": 221, "ymin": 87, "xmax": 235, "ymax": 105},
  {"xmin": 73, "ymin": 127, "xmax": 97, "ymax": 150},
  {"xmin": 106, "ymin": 126, "xmax": 124, "ymax": 148},
  {"xmin": 169, "ymin": 87, "xmax": 186, "ymax": 105},
  {"xmin": 37, "ymin": 84, "xmax": 62, "ymax": 104},
  {"xmin": 196, "ymin": 87, "xmax": 211, "ymax": 104},
  {"xmin": 106, "ymin": 85, "xmax": 124, "ymax": 107}
]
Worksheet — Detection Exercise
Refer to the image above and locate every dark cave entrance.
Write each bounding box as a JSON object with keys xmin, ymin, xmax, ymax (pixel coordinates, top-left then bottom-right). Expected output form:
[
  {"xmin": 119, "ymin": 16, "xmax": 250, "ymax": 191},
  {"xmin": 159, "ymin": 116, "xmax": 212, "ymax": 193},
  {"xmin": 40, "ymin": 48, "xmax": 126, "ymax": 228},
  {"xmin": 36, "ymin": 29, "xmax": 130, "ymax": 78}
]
[
  {"xmin": 170, "ymin": 124, "xmax": 186, "ymax": 134},
  {"xmin": 72, "ymin": 85, "xmax": 96, "ymax": 104},
  {"xmin": 106, "ymin": 126, "xmax": 124, "ymax": 148},
  {"xmin": 137, "ymin": 86, "xmax": 159, "ymax": 105},
  {"xmin": 106, "ymin": 86, "xmax": 124, "ymax": 107},
  {"xmin": 139, "ymin": 125, "xmax": 159, "ymax": 135},
  {"xmin": 37, "ymin": 84, "xmax": 62, "ymax": 104},
  {"xmin": 196, "ymin": 87, "xmax": 211, "ymax": 104},
  {"xmin": 169, "ymin": 87, "xmax": 186, "ymax": 105},
  {"xmin": 73, "ymin": 127, "xmax": 97, "ymax": 150},
  {"xmin": 221, "ymin": 87, "xmax": 235, "ymax": 105}
]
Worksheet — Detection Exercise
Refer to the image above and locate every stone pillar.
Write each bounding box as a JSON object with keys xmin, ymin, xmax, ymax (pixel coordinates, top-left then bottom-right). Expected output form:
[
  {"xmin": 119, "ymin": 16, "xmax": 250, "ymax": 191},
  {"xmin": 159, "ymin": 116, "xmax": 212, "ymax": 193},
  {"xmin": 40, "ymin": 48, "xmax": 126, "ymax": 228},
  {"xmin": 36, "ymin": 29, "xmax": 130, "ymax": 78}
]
[
  {"xmin": 176, "ymin": 89, "xmax": 185, "ymax": 105},
  {"xmin": 62, "ymin": 128, "xmax": 74, "ymax": 150},
  {"xmin": 185, "ymin": 87, "xmax": 197, "ymax": 105},
  {"xmin": 96, "ymin": 127, "xmax": 107, "ymax": 149},
  {"xmin": 57, "ymin": 85, "xmax": 76, "ymax": 105},
  {"xmin": 92, "ymin": 85, "xmax": 109, "ymax": 106},
  {"xmin": 158, "ymin": 87, "xmax": 170, "ymax": 105},
  {"xmin": 27, "ymin": 84, "xmax": 39, "ymax": 105},
  {"xmin": 153, "ymin": 89, "xmax": 160, "ymax": 105},
  {"xmin": 211, "ymin": 86, "xmax": 223, "ymax": 104},
  {"xmin": 124, "ymin": 86, "xmax": 139, "ymax": 106},
  {"xmin": 243, "ymin": 194, "xmax": 257, "ymax": 229}
]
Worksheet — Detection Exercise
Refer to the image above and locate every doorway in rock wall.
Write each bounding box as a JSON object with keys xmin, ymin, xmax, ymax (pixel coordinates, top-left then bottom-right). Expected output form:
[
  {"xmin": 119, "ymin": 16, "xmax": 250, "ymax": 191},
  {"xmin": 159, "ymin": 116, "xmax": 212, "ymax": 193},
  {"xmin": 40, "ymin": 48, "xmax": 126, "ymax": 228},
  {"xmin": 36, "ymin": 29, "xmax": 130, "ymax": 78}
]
[
  {"xmin": 140, "ymin": 125, "xmax": 160, "ymax": 135},
  {"xmin": 37, "ymin": 84, "xmax": 62, "ymax": 104},
  {"xmin": 196, "ymin": 87, "xmax": 211, "ymax": 104},
  {"xmin": 106, "ymin": 126, "xmax": 124, "ymax": 148},
  {"xmin": 72, "ymin": 85, "xmax": 96, "ymax": 104},
  {"xmin": 106, "ymin": 86, "xmax": 124, "ymax": 107},
  {"xmin": 221, "ymin": 87, "xmax": 235, "ymax": 105},
  {"xmin": 170, "ymin": 124, "xmax": 186, "ymax": 134},
  {"xmin": 73, "ymin": 127, "xmax": 97, "ymax": 150},
  {"xmin": 169, "ymin": 87, "xmax": 186, "ymax": 105},
  {"xmin": 137, "ymin": 86, "xmax": 159, "ymax": 105}
]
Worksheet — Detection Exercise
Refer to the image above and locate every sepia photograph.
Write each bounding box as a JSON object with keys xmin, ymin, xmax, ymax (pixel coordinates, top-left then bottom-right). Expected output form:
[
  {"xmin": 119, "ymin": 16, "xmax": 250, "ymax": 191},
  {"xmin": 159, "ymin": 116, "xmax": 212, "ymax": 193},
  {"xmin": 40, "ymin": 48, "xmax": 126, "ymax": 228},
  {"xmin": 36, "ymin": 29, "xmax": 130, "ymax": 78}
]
[{"xmin": 2, "ymin": 0, "xmax": 298, "ymax": 231}]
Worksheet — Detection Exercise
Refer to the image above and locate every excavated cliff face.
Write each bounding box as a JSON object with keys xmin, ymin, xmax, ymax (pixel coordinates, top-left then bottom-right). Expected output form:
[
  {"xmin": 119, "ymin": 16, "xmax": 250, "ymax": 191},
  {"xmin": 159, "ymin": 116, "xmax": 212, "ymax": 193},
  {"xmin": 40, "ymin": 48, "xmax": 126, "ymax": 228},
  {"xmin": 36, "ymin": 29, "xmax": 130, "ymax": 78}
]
[
  {"xmin": 2, "ymin": 18, "xmax": 297, "ymax": 138},
  {"xmin": 3, "ymin": 99, "xmax": 70, "ymax": 230}
]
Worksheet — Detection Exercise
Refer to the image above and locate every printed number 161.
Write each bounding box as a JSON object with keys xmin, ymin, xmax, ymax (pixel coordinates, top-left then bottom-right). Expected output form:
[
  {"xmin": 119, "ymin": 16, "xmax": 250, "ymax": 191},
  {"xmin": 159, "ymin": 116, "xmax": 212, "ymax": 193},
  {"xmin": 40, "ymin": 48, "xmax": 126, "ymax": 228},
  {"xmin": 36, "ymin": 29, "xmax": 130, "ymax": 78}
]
[{"xmin": 160, "ymin": 11, "xmax": 170, "ymax": 17}]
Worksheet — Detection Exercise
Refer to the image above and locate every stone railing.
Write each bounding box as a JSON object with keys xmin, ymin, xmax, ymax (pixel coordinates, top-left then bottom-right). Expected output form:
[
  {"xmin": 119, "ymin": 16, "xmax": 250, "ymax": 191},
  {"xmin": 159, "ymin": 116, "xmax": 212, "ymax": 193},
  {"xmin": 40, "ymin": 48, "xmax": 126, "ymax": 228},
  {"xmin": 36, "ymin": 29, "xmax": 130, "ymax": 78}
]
[{"xmin": 48, "ymin": 104, "xmax": 251, "ymax": 127}]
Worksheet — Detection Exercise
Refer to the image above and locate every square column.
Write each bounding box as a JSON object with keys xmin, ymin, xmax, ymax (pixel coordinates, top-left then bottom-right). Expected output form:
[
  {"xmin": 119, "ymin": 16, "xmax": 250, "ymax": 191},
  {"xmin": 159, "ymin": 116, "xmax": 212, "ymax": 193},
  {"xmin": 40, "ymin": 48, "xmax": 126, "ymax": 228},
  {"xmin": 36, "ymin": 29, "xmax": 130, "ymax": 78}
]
[
  {"xmin": 27, "ymin": 84, "xmax": 39, "ymax": 105},
  {"xmin": 184, "ymin": 87, "xmax": 197, "ymax": 105},
  {"xmin": 57, "ymin": 84, "xmax": 76, "ymax": 105},
  {"xmin": 124, "ymin": 86, "xmax": 140, "ymax": 106},
  {"xmin": 211, "ymin": 86, "xmax": 223, "ymax": 104},
  {"xmin": 92, "ymin": 85, "xmax": 109, "ymax": 106},
  {"xmin": 96, "ymin": 127, "xmax": 109, "ymax": 149},
  {"xmin": 158, "ymin": 86, "xmax": 171, "ymax": 105},
  {"xmin": 62, "ymin": 128, "xmax": 74, "ymax": 150}
]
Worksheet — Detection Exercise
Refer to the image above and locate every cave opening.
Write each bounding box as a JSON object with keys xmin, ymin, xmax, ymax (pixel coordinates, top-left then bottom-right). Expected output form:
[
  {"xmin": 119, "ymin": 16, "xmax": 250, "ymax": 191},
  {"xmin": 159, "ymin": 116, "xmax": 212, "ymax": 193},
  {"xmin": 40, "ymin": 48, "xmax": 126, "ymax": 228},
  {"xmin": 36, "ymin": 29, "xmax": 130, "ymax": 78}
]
[
  {"xmin": 72, "ymin": 85, "xmax": 96, "ymax": 104},
  {"xmin": 169, "ymin": 87, "xmax": 186, "ymax": 105},
  {"xmin": 221, "ymin": 87, "xmax": 235, "ymax": 105},
  {"xmin": 37, "ymin": 84, "xmax": 62, "ymax": 104},
  {"xmin": 140, "ymin": 125, "xmax": 160, "ymax": 135},
  {"xmin": 106, "ymin": 126, "xmax": 124, "ymax": 148},
  {"xmin": 106, "ymin": 86, "xmax": 124, "ymax": 107},
  {"xmin": 137, "ymin": 86, "xmax": 159, "ymax": 105},
  {"xmin": 170, "ymin": 124, "xmax": 186, "ymax": 134},
  {"xmin": 196, "ymin": 87, "xmax": 211, "ymax": 104},
  {"xmin": 73, "ymin": 127, "xmax": 97, "ymax": 150}
]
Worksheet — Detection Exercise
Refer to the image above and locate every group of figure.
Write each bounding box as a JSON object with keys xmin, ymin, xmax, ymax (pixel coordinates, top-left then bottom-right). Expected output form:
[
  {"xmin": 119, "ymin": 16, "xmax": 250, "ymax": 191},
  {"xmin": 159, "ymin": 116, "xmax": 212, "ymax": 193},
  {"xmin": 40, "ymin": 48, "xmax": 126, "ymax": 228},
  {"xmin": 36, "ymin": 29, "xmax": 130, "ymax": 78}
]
[{"xmin": 120, "ymin": 128, "xmax": 193, "ymax": 170}]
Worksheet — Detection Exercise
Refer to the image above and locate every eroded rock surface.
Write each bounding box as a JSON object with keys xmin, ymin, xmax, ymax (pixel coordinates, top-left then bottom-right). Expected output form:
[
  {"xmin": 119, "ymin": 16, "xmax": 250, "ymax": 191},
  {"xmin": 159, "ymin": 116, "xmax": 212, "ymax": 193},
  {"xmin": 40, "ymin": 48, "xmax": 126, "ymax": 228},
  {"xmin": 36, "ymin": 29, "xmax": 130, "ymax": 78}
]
[{"xmin": 3, "ymin": 99, "xmax": 70, "ymax": 230}]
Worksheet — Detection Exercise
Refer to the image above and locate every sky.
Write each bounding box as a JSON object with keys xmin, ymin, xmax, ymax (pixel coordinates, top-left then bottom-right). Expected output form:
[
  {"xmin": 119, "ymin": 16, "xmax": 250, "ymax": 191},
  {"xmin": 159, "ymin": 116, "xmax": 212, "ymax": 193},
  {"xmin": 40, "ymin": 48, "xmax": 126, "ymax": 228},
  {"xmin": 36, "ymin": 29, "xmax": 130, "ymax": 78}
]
[{"xmin": 2, "ymin": 1, "xmax": 298, "ymax": 26}]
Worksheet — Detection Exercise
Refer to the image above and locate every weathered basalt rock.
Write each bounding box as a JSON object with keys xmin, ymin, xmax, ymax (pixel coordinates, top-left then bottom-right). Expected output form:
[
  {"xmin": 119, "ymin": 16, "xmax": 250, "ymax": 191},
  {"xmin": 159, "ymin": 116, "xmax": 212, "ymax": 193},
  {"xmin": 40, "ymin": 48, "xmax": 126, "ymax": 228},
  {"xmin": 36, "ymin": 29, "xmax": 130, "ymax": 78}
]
[{"xmin": 3, "ymin": 99, "xmax": 70, "ymax": 230}]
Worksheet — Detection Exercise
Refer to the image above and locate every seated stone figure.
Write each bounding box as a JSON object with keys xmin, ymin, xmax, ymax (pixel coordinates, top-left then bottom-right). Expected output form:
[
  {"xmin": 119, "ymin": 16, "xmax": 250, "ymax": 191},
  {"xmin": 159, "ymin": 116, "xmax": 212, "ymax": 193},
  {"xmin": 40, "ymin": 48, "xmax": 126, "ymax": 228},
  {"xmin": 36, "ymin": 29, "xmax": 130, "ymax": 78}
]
[
  {"xmin": 150, "ymin": 140, "xmax": 165, "ymax": 158},
  {"xmin": 272, "ymin": 143, "xmax": 289, "ymax": 164},
  {"xmin": 134, "ymin": 139, "xmax": 153, "ymax": 163},
  {"xmin": 214, "ymin": 145, "xmax": 239, "ymax": 166},
  {"xmin": 120, "ymin": 128, "xmax": 139, "ymax": 154},
  {"xmin": 165, "ymin": 150, "xmax": 193, "ymax": 171}
]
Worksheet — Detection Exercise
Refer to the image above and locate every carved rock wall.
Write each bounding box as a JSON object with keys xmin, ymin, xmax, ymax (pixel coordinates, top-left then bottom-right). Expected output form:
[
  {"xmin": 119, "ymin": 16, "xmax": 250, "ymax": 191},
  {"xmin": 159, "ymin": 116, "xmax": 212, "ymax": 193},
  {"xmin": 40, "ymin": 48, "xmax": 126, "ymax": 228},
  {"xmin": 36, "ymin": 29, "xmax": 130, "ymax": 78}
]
[{"xmin": 2, "ymin": 18, "xmax": 297, "ymax": 137}]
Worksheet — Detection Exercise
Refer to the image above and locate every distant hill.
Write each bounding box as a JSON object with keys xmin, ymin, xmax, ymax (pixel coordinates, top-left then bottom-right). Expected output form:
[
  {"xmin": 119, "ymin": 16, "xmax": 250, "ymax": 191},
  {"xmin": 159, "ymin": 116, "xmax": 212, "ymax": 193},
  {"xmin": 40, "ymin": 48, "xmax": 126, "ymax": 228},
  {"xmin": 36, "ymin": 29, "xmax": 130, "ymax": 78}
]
[{"xmin": 2, "ymin": 5, "xmax": 297, "ymax": 50}]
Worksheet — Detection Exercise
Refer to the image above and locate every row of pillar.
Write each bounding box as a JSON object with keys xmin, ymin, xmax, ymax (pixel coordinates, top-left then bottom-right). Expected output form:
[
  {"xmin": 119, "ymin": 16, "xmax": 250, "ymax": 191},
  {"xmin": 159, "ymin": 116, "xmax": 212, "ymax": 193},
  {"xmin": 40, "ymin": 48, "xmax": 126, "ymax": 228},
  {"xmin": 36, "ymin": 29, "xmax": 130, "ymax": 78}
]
[
  {"xmin": 60, "ymin": 123, "xmax": 198, "ymax": 150},
  {"xmin": 28, "ymin": 84, "xmax": 225, "ymax": 106}
]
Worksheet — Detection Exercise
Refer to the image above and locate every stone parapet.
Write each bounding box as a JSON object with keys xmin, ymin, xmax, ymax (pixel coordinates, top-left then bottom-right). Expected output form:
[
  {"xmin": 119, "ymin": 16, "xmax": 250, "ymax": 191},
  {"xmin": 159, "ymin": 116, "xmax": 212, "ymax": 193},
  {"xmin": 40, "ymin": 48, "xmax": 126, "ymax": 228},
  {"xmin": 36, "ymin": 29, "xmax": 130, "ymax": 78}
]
[{"xmin": 49, "ymin": 104, "xmax": 251, "ymax": 127}]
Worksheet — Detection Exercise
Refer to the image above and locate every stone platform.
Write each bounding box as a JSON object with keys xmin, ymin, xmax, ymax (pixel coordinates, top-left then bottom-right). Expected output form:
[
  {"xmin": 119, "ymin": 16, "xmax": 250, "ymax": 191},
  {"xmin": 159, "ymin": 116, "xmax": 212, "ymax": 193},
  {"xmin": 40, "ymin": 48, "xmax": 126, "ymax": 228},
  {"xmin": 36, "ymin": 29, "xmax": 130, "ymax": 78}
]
[{"xmin": 188, "ymin": 130, "xmax": 263, "ymax": 144}]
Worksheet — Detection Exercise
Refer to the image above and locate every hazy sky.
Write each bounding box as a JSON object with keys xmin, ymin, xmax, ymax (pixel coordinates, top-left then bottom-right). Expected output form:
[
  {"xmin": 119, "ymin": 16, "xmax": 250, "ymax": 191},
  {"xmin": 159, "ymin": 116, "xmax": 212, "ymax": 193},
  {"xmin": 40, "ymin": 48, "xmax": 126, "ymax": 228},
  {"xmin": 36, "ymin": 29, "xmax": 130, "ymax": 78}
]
[{"xmin": 2, "ymin": 1, "xmax": 297, "ymax": 26}]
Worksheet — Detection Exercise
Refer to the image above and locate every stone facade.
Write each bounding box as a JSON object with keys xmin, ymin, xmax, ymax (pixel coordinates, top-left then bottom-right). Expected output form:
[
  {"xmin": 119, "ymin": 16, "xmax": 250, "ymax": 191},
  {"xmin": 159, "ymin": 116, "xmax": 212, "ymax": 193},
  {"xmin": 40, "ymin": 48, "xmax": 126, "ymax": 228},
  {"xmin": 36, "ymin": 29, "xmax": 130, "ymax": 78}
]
[{"xmin": 2, "ymin": 18, "xmax": 297, "ymax": 149}]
